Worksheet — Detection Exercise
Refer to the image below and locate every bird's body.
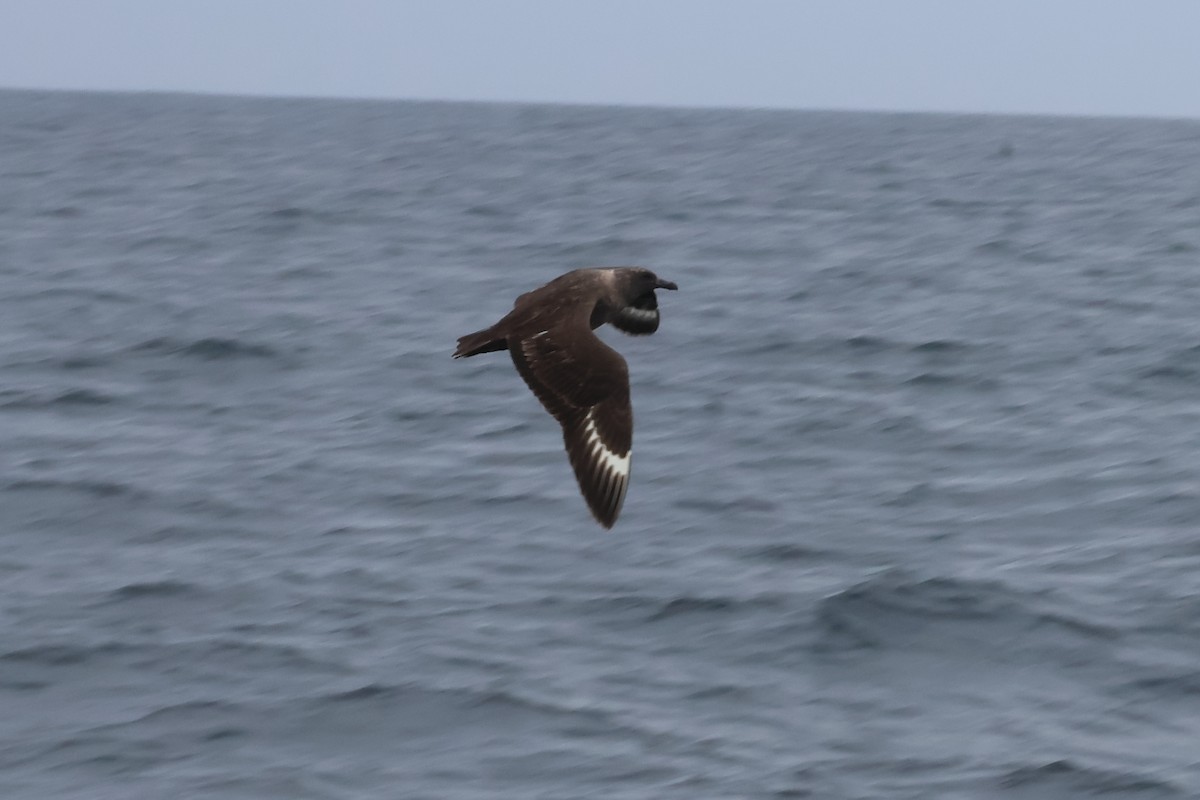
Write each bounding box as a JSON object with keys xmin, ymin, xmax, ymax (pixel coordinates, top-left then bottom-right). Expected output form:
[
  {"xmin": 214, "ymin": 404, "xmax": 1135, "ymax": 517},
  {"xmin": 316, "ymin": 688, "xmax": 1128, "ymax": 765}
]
[{"xmin": 454, "ymin": 267, "xmax": 678, "ymax": 527}]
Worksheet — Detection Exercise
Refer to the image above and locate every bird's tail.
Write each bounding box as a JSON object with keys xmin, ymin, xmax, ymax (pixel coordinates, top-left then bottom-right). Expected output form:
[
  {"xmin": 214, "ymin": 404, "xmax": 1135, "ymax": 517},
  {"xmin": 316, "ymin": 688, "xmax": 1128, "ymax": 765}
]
[{"xmin": 453, "ymin": 327, "xmax": 507, "ymax": 359}]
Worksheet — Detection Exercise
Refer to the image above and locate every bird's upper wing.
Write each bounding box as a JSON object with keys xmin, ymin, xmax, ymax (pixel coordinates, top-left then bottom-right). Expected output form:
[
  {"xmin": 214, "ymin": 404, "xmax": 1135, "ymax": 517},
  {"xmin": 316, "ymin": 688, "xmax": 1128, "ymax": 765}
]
[
  {"xmin": 508, "ymin": 323, "xmax": 632, "ymax": 528},
  {"xmin": 609, "ymin": 290, "xmax": 660, "ymax": 335}
]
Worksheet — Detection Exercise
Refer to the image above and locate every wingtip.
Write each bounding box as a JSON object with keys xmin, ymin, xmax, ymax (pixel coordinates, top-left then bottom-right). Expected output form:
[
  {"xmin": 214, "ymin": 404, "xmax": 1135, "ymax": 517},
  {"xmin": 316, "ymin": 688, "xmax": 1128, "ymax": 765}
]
[{"xmin": 594, "ymin": 513, "xmax": 618, "ymax": 529}]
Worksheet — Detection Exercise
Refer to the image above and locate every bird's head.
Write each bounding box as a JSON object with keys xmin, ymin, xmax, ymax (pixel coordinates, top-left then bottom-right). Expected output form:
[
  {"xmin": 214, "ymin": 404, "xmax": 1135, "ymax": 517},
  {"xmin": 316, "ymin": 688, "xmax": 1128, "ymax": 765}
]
[{"xmin": 617, "ymin": 267, "xmax": 678, "ymax": 300}]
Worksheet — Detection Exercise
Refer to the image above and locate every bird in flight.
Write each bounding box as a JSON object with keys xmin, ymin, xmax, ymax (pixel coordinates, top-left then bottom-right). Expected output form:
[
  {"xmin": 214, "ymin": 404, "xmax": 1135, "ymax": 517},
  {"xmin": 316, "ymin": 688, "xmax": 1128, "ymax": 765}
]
[{"xmin": 454, "ymin": 267, "xmax": 678, "ymax": 527}]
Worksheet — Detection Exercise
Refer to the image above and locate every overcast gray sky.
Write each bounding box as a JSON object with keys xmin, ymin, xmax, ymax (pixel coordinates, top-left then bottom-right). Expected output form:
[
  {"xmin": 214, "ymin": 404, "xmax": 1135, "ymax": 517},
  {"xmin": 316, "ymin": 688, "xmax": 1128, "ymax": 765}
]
[{"xmin": 2, "ymin": 0, "xmax": 1198, "ymax": 118}]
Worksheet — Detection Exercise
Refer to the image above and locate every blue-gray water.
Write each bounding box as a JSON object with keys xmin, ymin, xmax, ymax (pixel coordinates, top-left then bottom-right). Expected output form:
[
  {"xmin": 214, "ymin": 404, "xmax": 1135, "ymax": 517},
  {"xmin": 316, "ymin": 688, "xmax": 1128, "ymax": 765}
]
[{"xmin": 3, "ymin": 88, "xmax": 1200, "ymax": 799}]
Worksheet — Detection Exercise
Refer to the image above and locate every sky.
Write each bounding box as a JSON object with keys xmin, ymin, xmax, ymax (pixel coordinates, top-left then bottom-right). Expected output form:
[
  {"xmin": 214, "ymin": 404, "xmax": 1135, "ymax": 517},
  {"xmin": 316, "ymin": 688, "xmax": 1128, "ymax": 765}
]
[{"xmin": 2, "ymin": 0, "xmax": 1199, "ymax": 119}]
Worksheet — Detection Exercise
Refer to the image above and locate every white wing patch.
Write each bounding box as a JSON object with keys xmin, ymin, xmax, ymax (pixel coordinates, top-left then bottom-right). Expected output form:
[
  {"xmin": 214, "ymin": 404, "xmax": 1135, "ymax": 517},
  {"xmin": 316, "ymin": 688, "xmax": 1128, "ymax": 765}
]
[
  {"xmin": 580, "ymin": 407, "xmax": 630, "ymax": 523},
  {"xmin": 583, "ymin": 409, "xmax": 630, "ymax": 480}
]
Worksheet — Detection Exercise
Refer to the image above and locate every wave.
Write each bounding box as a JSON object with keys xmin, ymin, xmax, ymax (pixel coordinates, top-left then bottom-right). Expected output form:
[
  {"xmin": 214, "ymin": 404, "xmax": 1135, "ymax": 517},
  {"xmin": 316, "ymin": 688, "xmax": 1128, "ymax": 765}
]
[
  {"xmin": 31, "ymin": 700, "xmax": 249, "ymax": 772},
  {"xmin": 58, "ymin": 353, "xmax": 112, "ymax": 370},
  {"xmin": 594, "ymin": 590, "xmax": 788, "ymax": 625},
  {"xmin": 741, "ymin": 542, "xmax": 826, "ymax": 562},
  {"xmin": 146, "ymin": 638, "xmax": 348, "ymax": 677},
  {"xmin": 1140, "ymin": 346, "xmax": 1200, "ymax": 385},
  {"xmin": 673, "ymin": 494, "xmax": 778, "ymax": 514},
  {"xmin": 520, "ymin": 589, "xmax": 786, "ymax": 627},
  {"xmin": 764, "ymin": 333, "xmax": 980, "ymax": 360},
  {"xmin": 464, "ymin": 203, "xmax": 513, "ymax": 219},
  {"xmin": 0, "ymin": 387, "xmax": 117, "ymax": 409},
  {"xmin": 31, "ymin": 679, "xmax": 626, "ymax": 775},
  {"xmin": 309, "ymin": 681, "xmax": 616, "ymax": 731},
  {"xmin": 36, "ymin": 205, "xmax": 83, "ymax": 218},
  {"xmin": 928, "ymin": 196, "xmax": 998, "ymax": 214},
  {"xmin": 647, "ymin": 595, "xmax": 744, "ymax": 621},
  {"xmin": 814, "ymin": 570, "xmax": 1117, "ymax": 653},
  {"xmin": 1120, "ymin": 669, "xmax": 1200, "ymax": 697},
  {"xmin": 109, "ymin": 699, "xmax": 240, "ymax": 728},
  {"xmin": 130, "ymin": 336, "xmax": 279, "ymax": 361},
  {"xmin": 999, "ymin": 758, "xmax": 1183, "ymax": 797},
  {"xmin": 1, "ymin": 641, "xmax": 132, "ymax": 667},
  {"xmin": 5, "ymin": 478, "xmax": 139, "ymax": 498},
  {"xmin": 103, "ymin": 580, "xmax": 200, "ymax": 602},
  {"xmin": 255, "ymin": 205, "xmax": 373, "ymax": 230},
  {"xmin": 10, "ymin": 286, "xmax": 136, "ymax": 304},
  {"xmin": 1, "ymin": 636, "xmax": 346, "ymax": 678},
  {"xmin": 910, "ymin": 339, "xmax": 970, "ymax": 353},
  {"xmin": 126, "ymin": 234, "xmax": 208, "ymax": 253},
  {"xmin": 265, "ymin": 205, "xmax": 309, "ymax": 220},
  {"xmin": 903, "ymin": 370, "xmax": 998, "ymax": 390}
]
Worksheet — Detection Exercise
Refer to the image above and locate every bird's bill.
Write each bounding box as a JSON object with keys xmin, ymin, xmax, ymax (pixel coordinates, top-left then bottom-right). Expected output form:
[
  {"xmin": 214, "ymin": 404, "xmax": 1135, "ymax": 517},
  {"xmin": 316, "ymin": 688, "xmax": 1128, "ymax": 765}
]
[{"xmin": 655, "ymin": 278, "xmax": 679, "ymax": 290}]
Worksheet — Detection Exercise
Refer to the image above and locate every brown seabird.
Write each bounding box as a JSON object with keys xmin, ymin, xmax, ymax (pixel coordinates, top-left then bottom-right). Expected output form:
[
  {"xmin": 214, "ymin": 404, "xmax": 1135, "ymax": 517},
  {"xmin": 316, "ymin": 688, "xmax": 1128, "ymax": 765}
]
[{"xmin": 453, "ymin": 267, "xmax": 678, "ymax": 528}]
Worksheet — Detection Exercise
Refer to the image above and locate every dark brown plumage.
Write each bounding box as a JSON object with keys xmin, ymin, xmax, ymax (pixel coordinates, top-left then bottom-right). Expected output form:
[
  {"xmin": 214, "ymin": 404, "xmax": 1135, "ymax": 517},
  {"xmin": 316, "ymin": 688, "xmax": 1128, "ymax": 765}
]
[{"xmin": 453, "ymin": 267, "xmax": 678, "ymax": 528}]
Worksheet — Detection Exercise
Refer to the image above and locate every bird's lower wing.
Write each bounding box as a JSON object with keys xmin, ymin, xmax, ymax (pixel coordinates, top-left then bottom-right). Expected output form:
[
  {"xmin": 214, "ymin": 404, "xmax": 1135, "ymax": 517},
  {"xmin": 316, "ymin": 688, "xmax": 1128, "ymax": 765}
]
[{"xmin": 509, "ymin": 327, "xmax": 633, "ymax": 527}]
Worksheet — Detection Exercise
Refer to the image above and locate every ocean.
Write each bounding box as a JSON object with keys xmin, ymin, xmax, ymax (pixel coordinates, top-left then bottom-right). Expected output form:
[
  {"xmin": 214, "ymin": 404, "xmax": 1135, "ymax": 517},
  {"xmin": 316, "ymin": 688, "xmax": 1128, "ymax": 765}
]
[{"xmin": 2, "ymin": 88, "xmax": 1200, "ymax": 799}]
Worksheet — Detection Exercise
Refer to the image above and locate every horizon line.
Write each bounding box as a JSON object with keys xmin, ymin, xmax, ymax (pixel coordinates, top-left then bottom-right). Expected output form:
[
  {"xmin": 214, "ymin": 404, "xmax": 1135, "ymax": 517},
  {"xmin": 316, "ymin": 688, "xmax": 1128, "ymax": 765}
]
[{"xmin": 2, "ymin": 83, "xmax": 1198, "ymax": 125}]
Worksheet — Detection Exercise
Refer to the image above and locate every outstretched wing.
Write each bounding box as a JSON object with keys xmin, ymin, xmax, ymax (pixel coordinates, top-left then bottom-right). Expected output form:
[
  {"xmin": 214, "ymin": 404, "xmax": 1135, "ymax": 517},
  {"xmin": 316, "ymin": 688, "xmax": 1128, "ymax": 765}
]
[
  {"xmin": 609, "ymin": 291, "xmax": 660, "ymax": 335},
  {"xmin": 509, "ymin": 325, "xmax": 632, "ymax": 527}
]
